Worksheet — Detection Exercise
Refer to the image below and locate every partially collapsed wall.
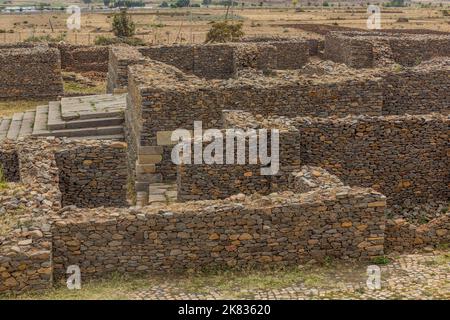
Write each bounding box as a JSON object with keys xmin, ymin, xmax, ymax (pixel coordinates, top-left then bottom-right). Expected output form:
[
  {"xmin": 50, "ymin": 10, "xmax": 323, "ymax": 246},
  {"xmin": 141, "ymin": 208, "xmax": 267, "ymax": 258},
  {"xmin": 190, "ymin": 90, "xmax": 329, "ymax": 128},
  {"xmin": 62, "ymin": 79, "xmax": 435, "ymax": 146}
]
[
  {"xmin": 325, "ymin": 31, "xmax": 450, "ymax": 68},
  {"xmin": 220, "ymin": 111, "xmax": 448, "ymax": 209}
]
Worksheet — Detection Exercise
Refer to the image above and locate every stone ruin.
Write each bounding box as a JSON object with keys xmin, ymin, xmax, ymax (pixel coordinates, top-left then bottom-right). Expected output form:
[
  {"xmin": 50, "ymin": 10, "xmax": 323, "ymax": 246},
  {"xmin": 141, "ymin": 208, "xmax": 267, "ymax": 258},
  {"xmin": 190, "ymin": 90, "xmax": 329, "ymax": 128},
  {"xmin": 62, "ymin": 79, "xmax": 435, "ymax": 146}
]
[{"xmin": 0, "ymin": 31, "xmax": 449, "ymax": 294}]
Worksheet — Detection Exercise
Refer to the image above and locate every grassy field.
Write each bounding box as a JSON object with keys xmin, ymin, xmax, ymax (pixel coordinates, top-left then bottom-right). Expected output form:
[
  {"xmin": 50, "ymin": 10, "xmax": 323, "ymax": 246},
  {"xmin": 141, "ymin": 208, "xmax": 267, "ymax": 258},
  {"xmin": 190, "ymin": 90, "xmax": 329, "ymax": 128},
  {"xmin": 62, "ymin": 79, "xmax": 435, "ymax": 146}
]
[{"xmin": 0, "ymin": 6, "xmax": 449, "ymax": 45}]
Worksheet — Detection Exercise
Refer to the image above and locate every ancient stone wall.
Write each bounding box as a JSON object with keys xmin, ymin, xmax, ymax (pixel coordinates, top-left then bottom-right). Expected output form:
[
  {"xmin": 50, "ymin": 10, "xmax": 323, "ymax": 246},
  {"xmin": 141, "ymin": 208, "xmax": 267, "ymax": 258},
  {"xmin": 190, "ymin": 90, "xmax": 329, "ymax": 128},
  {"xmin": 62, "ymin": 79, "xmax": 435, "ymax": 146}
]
[
  {"xmin": 52, "ymin": 43, "xmax": 109, "ymax": 73},
  {"xmin": 324, "ymin": 33, "xmax": 374, "ymax": 68},
  {"xmin": 106, "ymin": 45, "xmax": 146, "ymax": 93},
  {"xmin": 51, "ymin": 187, "xmax": 386, "ymax": 279},
  {"xmin": 128, "ymin": 62, "xmax": 383, "ymax": 147},
  {"xmin": 177, "ymin": 120, "xmax": 301, "ymax": 201},
  {"xmin": 0, "ymin": 144, "xmax": 19, "ymax": 182},
  {"xmin": 138, "ymin": 43, "xmax": 236, "ymax": 79},
  {"xmin": 240, "ymin": 36, "xmax": 323, "ymax": 57},
  {"xmin": 0, "ymin": 232, "xmax": 53, "ymax": 294},
  {"xmin": 223, "ymin": 112, "xmax": 449, "ymax": 208},
  {"xmin": 296, "ymin": 114, "xmax": 449, "ymax": 208},
  {"xmin": 325, "ymin": 32, "xmax": 450, "ymax": 68},
  {"xmin": 0, "ymin": 138, "xmax": 62, "ymax": 294},
  {"xmin": 55, "ymin": 141, "xmax": 128, "ymax": 208},
  {"xmin": 382, "ymin": 58, "xmax": 450, "ymax": 115},
  {"xmin": 0, "ymin": 46, "xmax": 64, "ymax": 99},
  {"xmin": 385, "ymin": 215, "xmax": 450, "ymax": 252}
]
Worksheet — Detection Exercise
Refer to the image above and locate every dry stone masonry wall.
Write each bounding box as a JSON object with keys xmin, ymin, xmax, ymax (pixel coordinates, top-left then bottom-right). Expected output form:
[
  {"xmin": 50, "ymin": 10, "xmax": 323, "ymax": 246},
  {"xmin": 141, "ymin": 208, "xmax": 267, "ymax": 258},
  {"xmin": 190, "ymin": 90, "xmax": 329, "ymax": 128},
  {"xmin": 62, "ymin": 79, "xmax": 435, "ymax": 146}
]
[
  {"xmin": 0, "ymin": 45, "xmax": 64, "ymax": 99},
  {"xmin": 53, "ymin": 43, "xmax": 109, "ymax": 73},
  {"xmin": 222, "ymin": 111, "xmax": 449, "ymax": 209},
  {"xmin": 51, "ymin": 186, "xmax": 386, "ymax": 279},
  {"xmin": 0, "ymin": 144, "xmax": 19, "ymax": 182},
  {"xmin": 325, "ymin": 31, "xmax": 450, "ymax": 68},
  {"xmin": 55, "ymin": 141, "xmax": 128, "ymax": 208}
]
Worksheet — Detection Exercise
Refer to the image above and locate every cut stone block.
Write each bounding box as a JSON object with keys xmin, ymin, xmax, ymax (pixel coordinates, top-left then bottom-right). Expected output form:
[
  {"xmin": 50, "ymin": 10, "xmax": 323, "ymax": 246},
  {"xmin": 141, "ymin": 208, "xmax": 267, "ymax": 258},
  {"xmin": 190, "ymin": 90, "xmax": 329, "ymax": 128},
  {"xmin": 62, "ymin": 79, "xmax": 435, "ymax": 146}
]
[
  {"xmin": 48, "ymin": 99, "xmax": 124, "ymax": 130},
  {"xmin": 138, "ymin": 154, "xmax": 162, "ymax": 164},
  {"xmin": 136, "ymin": 191, "xmax": 149, "ymax": 207},
  {"xmin": 148, "ymin": 194, "xmax": 166, "ymax": 203},
  {"xmin": 136, "ymin": 163, "xmax": 156, "ymax": 174},
  {"xmin": 135, "ymin": 181, "xmax": 150, "ymax": 192},
  {"xmin": 65, "ymin": 134, "xmax": 125, "ymax": 141},
  {"xmin": 61, "ymin": 94, "xmax": 126, "ymax": 121},
  {"xmin": 138, "ymin": 146, "xmax": 163, "ymax": 155},
  {"xmin": 32, "ymin": 105, "xmax": 49, "ymax": 135},
  {"xmin": 7, "ymin": 112, "xmax": 23, "ymax": 140},
  {"xmin": 18, "ymin": 110, "xmax": 35, "ymax": 137},
  {"xmin": 47, "ymin": 101, "xmax": 65, "ymax": 130},
  {"xmin": 0, "ymin": 118, "xmax": 11, "ymax": 141},
  {"xmin": 156, "ymin": 131, "xmax": 177, "ymax": 146}
]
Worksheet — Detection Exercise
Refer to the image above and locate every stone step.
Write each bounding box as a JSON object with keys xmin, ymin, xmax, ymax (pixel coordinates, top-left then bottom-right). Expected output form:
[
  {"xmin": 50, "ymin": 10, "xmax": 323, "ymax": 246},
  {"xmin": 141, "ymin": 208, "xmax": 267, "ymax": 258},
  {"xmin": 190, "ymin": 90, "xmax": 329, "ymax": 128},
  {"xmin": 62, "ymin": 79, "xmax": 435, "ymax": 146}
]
[
  {"xmin": 64, "ymin": 134, "xmax": 125, "ymax": 141},
  {"xmin": 18, "ymin": 110, "xmax": 35, "ymax": 137},
  {"xmin": 33, "ymin": 125, "xmax": 124, "ymax": 138},
  {"xmin": 47, "ymin": 101, "xmax": 64, "ymax": 130},
  {"xmin": 6, "ymin": 112, "xmax": 24, "ymax": 140},
  {"xmin": 32, "ymin": 105, "xmax": 49, "ymax": 135},
  {"xmin": 48, "ymin": 100, "xmax": 124, "ymax": 130},
  {"xmin": 61, "ymin": 93, "xmax": 126, "ymax": 121},
  {"xmin": 135, "ymin": 191, "xmax": 149, "ymax": 207},
  {"xmin": 0, "ymin": 118, "xmax": 11, "ymax": 141},
  {"xmin": 148, "ymin": 182, "xmax": 178, "ymax": 205}
]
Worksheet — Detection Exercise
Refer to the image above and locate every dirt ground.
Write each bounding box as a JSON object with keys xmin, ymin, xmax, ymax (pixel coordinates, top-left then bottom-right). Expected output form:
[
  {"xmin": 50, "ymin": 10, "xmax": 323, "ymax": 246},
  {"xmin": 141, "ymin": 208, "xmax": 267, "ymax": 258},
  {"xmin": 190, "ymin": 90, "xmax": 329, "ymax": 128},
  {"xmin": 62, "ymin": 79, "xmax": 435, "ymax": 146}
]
[{"xmin": 0, "ymin": 6, "xmax": 449, "ymax": 45}]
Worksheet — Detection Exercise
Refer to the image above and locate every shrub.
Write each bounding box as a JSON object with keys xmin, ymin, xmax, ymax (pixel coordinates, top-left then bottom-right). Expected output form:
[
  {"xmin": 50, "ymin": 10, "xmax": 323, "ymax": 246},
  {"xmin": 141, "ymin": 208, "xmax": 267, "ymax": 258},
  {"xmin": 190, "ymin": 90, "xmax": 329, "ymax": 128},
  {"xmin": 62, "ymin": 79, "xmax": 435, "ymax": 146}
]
[
  {"xmin": 0, "ymin": 165, "xmax": 7, "ymax": 190},
  {"xmin": 371, "ymin": 256, "xmax": 390, "ymax": 265},
  {"xmin": 112, "ymin": 9, "xmax": 136, "ymax": 38},
  {"xmin": 24, "ymin": 34, "xmax": 66, "ymax": 43},
  {"xmin": 205, "ymin": 21, "xmax": 244, "ymax": 43},
  {"xmin": 94, "ymin": 35, "xmax": 145, "ymax": 46}
]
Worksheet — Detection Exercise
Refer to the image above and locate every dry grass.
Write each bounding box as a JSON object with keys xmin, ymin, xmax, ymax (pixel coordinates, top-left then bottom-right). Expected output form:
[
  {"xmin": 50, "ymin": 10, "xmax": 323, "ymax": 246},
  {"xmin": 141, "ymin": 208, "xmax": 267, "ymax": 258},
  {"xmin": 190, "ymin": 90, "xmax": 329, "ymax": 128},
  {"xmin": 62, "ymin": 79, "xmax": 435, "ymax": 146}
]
[
  {"xmin": 0, "ymin": 7, "xmax": 449, "ymax": 45},
  {"xmin": 0, "ymin": 99, "xmax": 49, "ymax": 118},
  {"xmin": 63, "ymin": 81, "xmax": 106, "ymax": 96}
]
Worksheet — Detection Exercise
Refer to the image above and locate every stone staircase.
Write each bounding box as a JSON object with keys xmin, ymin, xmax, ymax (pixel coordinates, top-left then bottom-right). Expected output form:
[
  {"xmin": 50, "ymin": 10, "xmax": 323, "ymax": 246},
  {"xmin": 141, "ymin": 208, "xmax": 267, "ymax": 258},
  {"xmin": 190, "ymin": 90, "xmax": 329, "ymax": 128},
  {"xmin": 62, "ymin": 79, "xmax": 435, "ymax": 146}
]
[{"xmin": 0, "ymin": 94, "xmax": 126, "ymax": 142}]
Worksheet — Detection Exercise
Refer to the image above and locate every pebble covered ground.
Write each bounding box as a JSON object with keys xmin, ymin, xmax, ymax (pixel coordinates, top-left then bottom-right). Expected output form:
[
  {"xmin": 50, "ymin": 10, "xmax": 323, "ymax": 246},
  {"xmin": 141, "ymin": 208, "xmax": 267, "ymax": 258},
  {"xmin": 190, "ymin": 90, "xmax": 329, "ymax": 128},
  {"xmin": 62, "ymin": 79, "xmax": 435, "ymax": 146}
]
[{"xmin": 127, "ymin": 250, "xmax": 449, "ymax": 300}]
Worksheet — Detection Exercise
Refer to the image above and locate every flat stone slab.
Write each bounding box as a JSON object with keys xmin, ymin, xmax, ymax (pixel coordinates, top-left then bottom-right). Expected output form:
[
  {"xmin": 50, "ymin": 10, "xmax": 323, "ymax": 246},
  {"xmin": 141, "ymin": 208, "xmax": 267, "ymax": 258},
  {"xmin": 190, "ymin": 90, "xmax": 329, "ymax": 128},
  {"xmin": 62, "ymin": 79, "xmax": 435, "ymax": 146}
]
[
  {"xmin": 6, "ymin": 112, "xmax": 23, "ymax": 140},
  {"xmin": 60, "ymin": 94, "xmax": 127, "ymax": 121},
  {"xmin": 0, "ymin": 118, "xmax": 11, "ymax": 141},
  {"xmin": 18, "ymin": 110, "xmax": 35, "ymax": 137}
]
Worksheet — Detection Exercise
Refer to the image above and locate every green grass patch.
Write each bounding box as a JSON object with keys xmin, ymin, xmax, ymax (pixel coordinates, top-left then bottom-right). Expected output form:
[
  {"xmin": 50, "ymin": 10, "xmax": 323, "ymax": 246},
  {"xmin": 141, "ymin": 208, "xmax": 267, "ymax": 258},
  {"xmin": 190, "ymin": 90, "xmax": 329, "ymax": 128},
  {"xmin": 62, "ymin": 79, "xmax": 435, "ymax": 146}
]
[
  {"xmin": 371, "ymin": 256, "xmax": 390, "ymax": 265},
  {"xmin": 63, "ymin": 81, "xmax": 106, "ymax": 96}
]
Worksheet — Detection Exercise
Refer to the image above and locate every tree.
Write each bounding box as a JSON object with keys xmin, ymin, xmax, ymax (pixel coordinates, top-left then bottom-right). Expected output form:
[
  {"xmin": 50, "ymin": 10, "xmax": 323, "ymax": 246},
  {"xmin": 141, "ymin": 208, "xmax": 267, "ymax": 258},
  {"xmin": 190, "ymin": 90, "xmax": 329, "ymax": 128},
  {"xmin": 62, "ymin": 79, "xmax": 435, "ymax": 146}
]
[
  {"xmin": 103, "ymin": 0, "xmax": 111, "ymax": 7},
  {"xmin": 112, "ymin": 8, "xmax": 136, "ymax": 38},
  {"xmin": 205, "ymin": 21, "xmax": 244, "ymax": 43},
  {"xmin": 174, "ymin": 0, "xmax": 190, "ymax": 7}
]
